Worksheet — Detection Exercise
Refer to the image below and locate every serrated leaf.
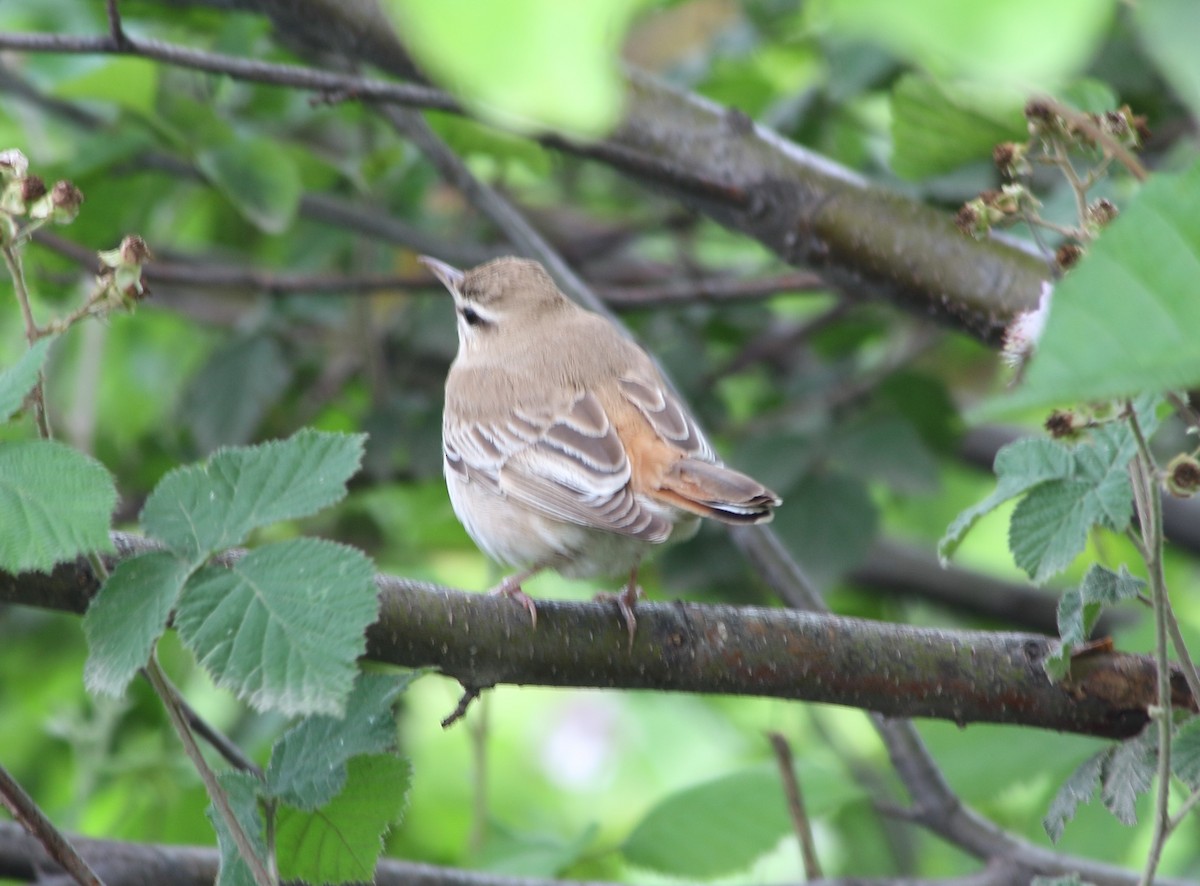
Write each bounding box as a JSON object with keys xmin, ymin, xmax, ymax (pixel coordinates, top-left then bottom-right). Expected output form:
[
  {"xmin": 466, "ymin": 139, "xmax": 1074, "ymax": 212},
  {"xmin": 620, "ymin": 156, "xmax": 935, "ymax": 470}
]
[
  {"xmin": 1009, "ymin": 479, "xmax": 1095, "ymax": 583},
  {"xmin": 891, "ymin": 75, "xmax": 1025, "ymax": 179},
  {"xmin": 0, "ymin": 339, "xmax": 51, "ymax": 423},
  {"xmin": 276, "ymin": 753, "xmax": 411, "ymax": 885},
  {"xmin": 622, "ymin": 764, "xmax": 861, "ymax": 878},
  {"xmin": 1101, "ymin": 728, "xmax": 1156, "ymax": 826},
  {"xmin": 267, "ymin": 672, "xmax": 415, "ymax": 809},
  {"xmin": 1171, "ymin": 716, "xmax": 1200, "ymax": 789},
  {"xmin": 1079, "ymin": 564, "xmax": 1145, "ymax": 605},
  {"xmin": 1044, "ymin": 749, "xmax": 1107, "ymax": 842},
  {"xmin": 83, "ymin": 551, "xmax": 192, "ymax": 696},
  {"xmin": 1009, "ymin": 423, "xmax": 1142, "ymax": 583},
  {"xmin": 1044, "ymin": 590, "xmax": 1089, "ymax": 682},
  {"xmin": 209, "ymin": 770, "xmax": 269, "ymax": 886},
  {"xmin": 992, "ymin": 157, "xmax": 1200, "ymax": 412},
  {"xmin": 175, "ymin": 538, "xmax": 378, "ymax": 717},
  {"xmin": 196, "ymin": 140, "xmax": 301, "ymax": 233},
  {"xmin": 939, "ymin": 437, "xmax": 1071, "ymax": 561},
  {"xmin": 140, "ymin": 430, "xmax": 365, "ymax": 560},
  {"xmin": 180, "ymin": 333, "xmax": 291, "ymax": 453},
  {"xmin": 0, "ymin": 440, "xmax": 116, "ymax": 572}
]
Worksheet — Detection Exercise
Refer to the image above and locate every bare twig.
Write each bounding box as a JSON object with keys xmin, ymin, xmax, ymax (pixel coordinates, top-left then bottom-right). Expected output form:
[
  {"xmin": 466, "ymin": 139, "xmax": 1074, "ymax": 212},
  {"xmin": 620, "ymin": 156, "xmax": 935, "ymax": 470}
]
[
  {"xmin": 144, "ymin": 656, "xmax": 273, "ymax": 886},
  {"xmin": 0, "ymin": 764, "xmax": 103, "ymax": 886},
  {"xmin": 767, "ymin": 732, "xmax": 823, "ymax": 880}
]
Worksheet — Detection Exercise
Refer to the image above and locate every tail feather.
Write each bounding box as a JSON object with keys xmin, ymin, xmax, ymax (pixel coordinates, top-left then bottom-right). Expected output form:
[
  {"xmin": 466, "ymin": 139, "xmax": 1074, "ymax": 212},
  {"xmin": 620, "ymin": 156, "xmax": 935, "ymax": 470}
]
[{"xmin": 655, "ymin": 459, "xmax": 780, "ymax": 525}]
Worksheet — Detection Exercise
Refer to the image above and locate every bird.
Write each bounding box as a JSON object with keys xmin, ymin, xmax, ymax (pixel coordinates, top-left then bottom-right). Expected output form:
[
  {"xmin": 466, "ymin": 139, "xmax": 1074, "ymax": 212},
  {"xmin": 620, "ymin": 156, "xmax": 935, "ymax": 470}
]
[{"xmin": 422, "ymin": 255, "xmax": 781, "ymax": 642}]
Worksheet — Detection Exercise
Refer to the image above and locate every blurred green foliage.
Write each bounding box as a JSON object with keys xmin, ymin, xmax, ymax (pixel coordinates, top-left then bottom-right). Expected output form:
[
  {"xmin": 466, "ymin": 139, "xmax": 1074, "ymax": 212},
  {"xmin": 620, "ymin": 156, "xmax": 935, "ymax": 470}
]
[{"xmin": 1, "ymin": 1, "xmax": 1199, "ymax": 883}]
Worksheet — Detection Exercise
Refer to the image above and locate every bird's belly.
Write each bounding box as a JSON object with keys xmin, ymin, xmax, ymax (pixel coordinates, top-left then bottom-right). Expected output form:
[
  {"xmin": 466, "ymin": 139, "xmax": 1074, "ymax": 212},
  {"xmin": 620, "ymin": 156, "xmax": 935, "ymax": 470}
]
[{"xmin": 446, "ymin": 471, "xmax": 695, "ymax": 579}]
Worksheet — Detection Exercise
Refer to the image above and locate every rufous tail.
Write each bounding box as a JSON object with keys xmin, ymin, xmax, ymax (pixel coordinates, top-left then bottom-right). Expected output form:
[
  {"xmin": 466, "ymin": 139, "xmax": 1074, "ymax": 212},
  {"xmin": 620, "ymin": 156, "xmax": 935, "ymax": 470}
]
[{"xmin": 654, "ymin": 459, "xmax": 781, "ymax": 524}]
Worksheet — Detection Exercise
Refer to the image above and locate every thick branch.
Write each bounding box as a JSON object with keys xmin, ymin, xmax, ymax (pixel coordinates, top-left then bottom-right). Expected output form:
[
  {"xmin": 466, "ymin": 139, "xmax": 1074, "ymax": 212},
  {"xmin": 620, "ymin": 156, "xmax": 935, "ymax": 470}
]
[
  {"xmin": 0, "ymin": 533, "xmax": 1191, "ymax": 740},
  {"xmin": 0, "ymin": 15, "xmax": 1050, "ymax": 342}
]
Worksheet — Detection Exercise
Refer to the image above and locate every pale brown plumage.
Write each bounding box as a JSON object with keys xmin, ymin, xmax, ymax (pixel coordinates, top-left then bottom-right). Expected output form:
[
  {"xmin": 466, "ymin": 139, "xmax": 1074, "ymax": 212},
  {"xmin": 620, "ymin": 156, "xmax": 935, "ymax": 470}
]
[{"xmin": 424, "ymin": 255, "xmax": 780, "ymax": 638}]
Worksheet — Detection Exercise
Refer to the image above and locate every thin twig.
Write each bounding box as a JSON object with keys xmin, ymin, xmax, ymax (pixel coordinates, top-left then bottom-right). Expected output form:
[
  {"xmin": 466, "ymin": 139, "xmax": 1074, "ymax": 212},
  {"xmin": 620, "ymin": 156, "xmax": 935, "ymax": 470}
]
[
  {"xmin": 0, "ymin": 763, "xmax": 104, "ymax": 886},
  {"xmin": 1127, "ymin": 406, "xmax": 1172, "ymax": 886},
  {"xmin": 441, "ymin": 685, "xmax": 483, "ymax": 729},
  {"xmin": 1, "ymin": 243, "xmax": 51, "ymax": 437},
  {"xmin": 144, "ymin": 656, "xmax": 274, "ymax": 886},
  {"xmin": 766, "ymin": 732, "xmax": 823, "ymax": 880},
  {"xmin": 1039, "ymin": 96, "xmax": 1149, "ymax": 183},
  {"xmin": 143, "ymin": 667, "xmax": 263, "ymax": 777}
]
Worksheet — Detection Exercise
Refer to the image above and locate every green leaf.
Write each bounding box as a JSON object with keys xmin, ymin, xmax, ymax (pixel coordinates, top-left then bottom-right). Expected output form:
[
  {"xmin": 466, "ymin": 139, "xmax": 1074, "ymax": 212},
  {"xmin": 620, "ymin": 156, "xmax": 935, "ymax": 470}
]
[
  {"xmin": 0, "ymin": 440, "xmax": 116, "ymax": 573},
  {"xmin": 266, "ymin": 672, "xmax": 415, "ymax": 809},
  {"xmin": 140, "ymin": 430, "xmax": 366, "ymax": 560},
  {"xmin": 175, "ymin": 538, "xmax": 378, "ymax": 717},
  {"xmin": 1134, "ymin": 0, "xmax": 1200, "ymax": 124},
  {"xmin": 196, "ymin": 139, "xmax": 301, "ymax": 233},
  {"xmin": 180, "ymin": 333, "xmax": 292, "ymax": 453},
  {"xmin": 1009, "ymin": 424, "xmax": 1139, "ymax": 583},
  {"xmin": 811, "ymin": 0, "xmax": 1116, "ymax": 86},
  {"xmin": 773, "ymin": 471, "xmax": 878, "ymax": 589},
  {"xmin": 622, "ymin": 764, "xmax": 861, "ymax": 878},
  {"xmin": 83, "ymin": 551, "xmax": 192, "ymax": 696},
  {"xmin": 939, "ymin": 437, "xmax": 1071, "ymax": 562},
  {"xmin": 829, "ymin": 411, "xmax": 941, "ymax": 494},
  {"xmin": 993, "ymin": 158, "xmax": 1200, "ymax": 412},
  {"xmin": 1045, "ymin": 565, "xmax": 1145, "ymax": 680},
  {"xmin": 53, "ymin": 57, "xmax": 159, "ymax": 114},
  {"xmin": 209, "ymin": 770, "xmax": 269, "ymax": 886},
  {"xmin": 276, "ymin": 753, "xmax": 411, "ymax": 885},
  {"xmin": 1044, "ymin": 749, "xmax": 1106, "ymax": 842},
  {"xmin": 0, "ymin": 339, "xmax": 51, "ymax": 423},
  {"xmin": 1101, "ymin": 728, "xmax": 1156, "ymax": 826},
  {"xmin": 1172, "ymin": 716, "xmax": 1200, "ymax": 789},
  {"xmin": 1079, "ymin": 563, "xmax": 1145, "ymax": 605},
  {"xmin": 890, "ymin": 75, "xmax": 1026, "ymax": 179},
  {"xmin": 385, "ymin": 0, "xmax": 639, "ymax": 137}
]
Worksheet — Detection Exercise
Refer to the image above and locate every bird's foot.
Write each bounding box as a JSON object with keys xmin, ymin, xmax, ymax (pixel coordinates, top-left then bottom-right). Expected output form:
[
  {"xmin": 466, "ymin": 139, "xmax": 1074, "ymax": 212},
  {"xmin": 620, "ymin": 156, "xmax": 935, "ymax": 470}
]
[
  {"xmin": 488, "ymin": 575, "xmax": 538, "ymax": 629},
  {"xmin": 595, "ymin": 580, "xmax": 642, "ymax": 649}
]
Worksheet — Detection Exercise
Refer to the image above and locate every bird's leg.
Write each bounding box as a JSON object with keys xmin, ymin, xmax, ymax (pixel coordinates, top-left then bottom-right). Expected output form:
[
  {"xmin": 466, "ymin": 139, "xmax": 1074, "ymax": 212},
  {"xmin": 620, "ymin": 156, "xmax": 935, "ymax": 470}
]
[
  {"xmin": 596, "ymin": 564, "xmax": 643, "ymax": 648},
  {"xmin": 487, "ymin": 566, "xmax": 541, "ymax": 628}
]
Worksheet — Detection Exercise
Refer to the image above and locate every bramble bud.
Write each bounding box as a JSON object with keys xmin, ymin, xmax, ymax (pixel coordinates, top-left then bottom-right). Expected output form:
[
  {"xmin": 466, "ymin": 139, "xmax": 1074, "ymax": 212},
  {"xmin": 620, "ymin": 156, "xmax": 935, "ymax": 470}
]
[
  {"xmin": 993, "ymin": 141, "xmax": 1030, "ymax": 178},
  {"xmin": 1045, "ymin": 410, "xmax": 1078, "ymax": 439},
  {"xmin": 1165, "ymin": 454, "xmax": 1200, "ymax": 498},
  {"xmin": 1055, "ymin": 243, "xmax": 1083, "ymax": 270}
]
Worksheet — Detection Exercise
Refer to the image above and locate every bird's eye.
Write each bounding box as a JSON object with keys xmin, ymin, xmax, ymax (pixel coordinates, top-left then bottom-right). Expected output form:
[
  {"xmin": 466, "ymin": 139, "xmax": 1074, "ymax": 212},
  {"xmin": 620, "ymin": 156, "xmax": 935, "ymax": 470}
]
[{"xmin": 460, "ymin": 306, "xmax": 485, "ymax": 327}]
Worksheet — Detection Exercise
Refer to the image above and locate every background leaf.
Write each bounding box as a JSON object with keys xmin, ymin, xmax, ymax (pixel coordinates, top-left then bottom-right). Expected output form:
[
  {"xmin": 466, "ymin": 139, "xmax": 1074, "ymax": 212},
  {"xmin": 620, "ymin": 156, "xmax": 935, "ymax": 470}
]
[
  {"xmin": 196, "ymin": 139, "xmax": 302, "ymax": 234},
  {"xmin": 622, "ymin": 764, "xmax": 861, "ymax": 877}
]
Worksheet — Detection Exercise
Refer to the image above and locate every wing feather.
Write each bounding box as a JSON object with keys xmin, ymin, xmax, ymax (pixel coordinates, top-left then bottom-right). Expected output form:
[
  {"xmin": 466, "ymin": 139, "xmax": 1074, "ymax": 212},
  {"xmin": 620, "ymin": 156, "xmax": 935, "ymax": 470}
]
[{"xmin": 444, "ymin": 390, "xmax": 671, "ymax": 542}]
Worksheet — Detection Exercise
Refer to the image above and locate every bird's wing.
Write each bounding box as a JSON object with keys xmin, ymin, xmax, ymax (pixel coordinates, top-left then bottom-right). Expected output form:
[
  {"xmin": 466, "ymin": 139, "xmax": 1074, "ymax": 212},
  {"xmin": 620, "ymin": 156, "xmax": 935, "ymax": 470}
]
[
  {"xmin": 617, "ymin": 373, "xmax": 717, "ymax": 463},
  {"xmin": 444, "ymin": 389, "xmax": 672, "ymax": 542}
]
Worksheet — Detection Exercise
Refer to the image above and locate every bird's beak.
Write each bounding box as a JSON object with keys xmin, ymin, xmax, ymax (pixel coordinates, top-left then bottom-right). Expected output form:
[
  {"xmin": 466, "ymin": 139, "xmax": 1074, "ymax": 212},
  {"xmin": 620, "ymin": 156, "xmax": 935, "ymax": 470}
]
[{"xmin": 419, "ymin": 255, "xmax": 465, "ymax": 295}]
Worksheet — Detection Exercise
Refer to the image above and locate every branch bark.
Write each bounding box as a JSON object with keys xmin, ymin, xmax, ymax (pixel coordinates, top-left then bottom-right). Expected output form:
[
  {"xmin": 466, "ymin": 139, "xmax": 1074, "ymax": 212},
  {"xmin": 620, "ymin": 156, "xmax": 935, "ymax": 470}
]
[{"xmin": 0, "ymin": 533, "xmax": 1192, "ymax": 740}]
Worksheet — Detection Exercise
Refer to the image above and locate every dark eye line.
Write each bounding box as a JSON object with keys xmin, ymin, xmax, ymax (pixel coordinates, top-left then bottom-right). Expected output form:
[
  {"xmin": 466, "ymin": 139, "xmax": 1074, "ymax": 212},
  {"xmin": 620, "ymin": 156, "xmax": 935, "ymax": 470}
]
[{"xmin": 459, "ymin": 305, "xmax": 489, "ymax": 327}]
